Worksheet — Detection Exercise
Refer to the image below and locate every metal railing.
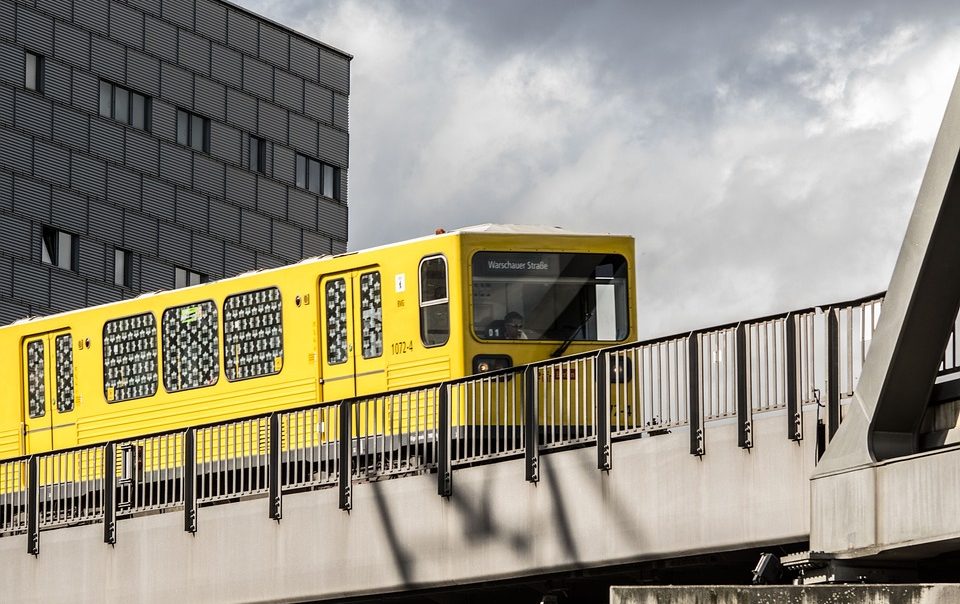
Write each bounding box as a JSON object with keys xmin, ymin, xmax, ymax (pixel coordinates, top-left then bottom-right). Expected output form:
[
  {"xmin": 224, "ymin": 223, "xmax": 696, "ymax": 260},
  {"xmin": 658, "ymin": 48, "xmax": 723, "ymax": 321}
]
[{"xmin": 12, "ymin": 290, "xmax": 948, "ymax": 555}]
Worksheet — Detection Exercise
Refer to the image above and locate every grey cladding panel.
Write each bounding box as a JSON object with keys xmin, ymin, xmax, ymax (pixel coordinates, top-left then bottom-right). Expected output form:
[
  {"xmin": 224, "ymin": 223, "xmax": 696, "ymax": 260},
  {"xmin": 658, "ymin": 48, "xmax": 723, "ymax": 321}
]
[
  {"xmin": 226, "ymin": 9, "xmax": 257, "ymax": 56},
  {"xmin": 257, "ymin": 100, "xmax": 287, "ymax": 143},
  {"xmin": 33, "ymin": 139, "xmax": 70, "ymax": 188},
  {"xmin": 211, "ymin": 43, "xmax": 241, "ymax": 88},
  {"xmin": 0, "ymin": 213, "xmax": 31, "ymax": 258},
  {"xmin": 289, "ymin": 37, "xmax": 317, "ymax": 82},
  {"xmin": 161, "ymin": 0, "xmax": 193, "ymax": 30},
  {"xmin": 0, "ymin": 255, "xmax": 11, "ymax": 296},
  {"xmin": 195, "ymin": 0, "xmax": 226, "ymax": 43},
  {"xmin": 242, "ymin": 55, "xmax": 273, "ymax": 101},
  {"xmin": 15, "ymin": 90, "xmax": 52, "ymax": 138},
  {"xmin": 274, "ymin": 69, "xmax": 302, "ymax": 113},
  {"xmin": 318, "ymin": 124, "xmax": 348, "ymax": 168},
  {"xmin": 318, "ymin": 49, "xmax": 349, "ymax": 95},
  {"xmin": 86, "ymin": 280, "xmax": 122, "ymax": 306},
  {"xmin": 77, "ymin": 236, "xmax": 106, "ymax": 280},
  {"xmin": 303, "ymin": 82, "xmax": 332, "ymax": 124},
  {"xmin": 71, "ymin": 70, "xmax": 100, "ymax": 114},
  {"xmin": 0, "ymin": 42, "xmax": 19, "ymax": 87},
  {"xmin": 50, "ymin": 271, "xmax": 86, "ymax": 313},
  {"xmin": 209, "ymin": 121, "xmax": 240, "ymax": 165},
  {"xmin": 73, "ymin": 0, "xmax": 109, "ymax": 36},
  {"xmin": 109, "ymin": 1, "xmax": 144, "ymax": 50},
  {"xmin": 240, "ymin": 208, "xmax": 270, "ymax": 252},
  {"xmin": 271, "ymin": 219, "xmax": 299, "ymax": 260},
  {"xmin": 158, "ymin": 142, "xmax": 192, "ymax": 188},
  {"xmin": 317, "ymin": 197, "xmax": 346, "ymax": 238},
  {"xmin": 126, "ymin": 0, "xmax": 160, "ymax": 17},
  {"xmin": 16, "ymin": 7, "xmax": 53, "ymax": 55},
  {"xmin": 51, "ymin": 188, "xmax": 87, "ymax": 234},
  {"xmin": 144, "ymin": 16, "xmax": 177, "ymax": 64},
  {"xmin": 175, "ymin": 187, "xmax": 208, "ymax": 230},
  {"xmin": 54, "ymin": 20, "xmax": 90, "ymax": 70},
  {"xmin": 224, "ymin": 165, "xmax": 254, "ymax": 208},
  {"xmin": 125, "ymin": 210, "xmax": 161, "ymax": 255},
  {"xmin": 89, "ymin": 119, "xmax": 126, "ymax": 164},
  {"xmin": 0, "ymin": 2, "xmax": 13, "ymax": 40},
  {"xmin": 256, "ymin": 176, "xmax": 285, "ymax": 219},
  {"xmin": 52, "ymin": 106, "xmax": 88, "ymax": 150},
  {"xmin": 331, "ymin": 239, "xmax": 346, "ymax": 254},
  {"xmin": 191, "ymin": 233, "xmax": 222, "ymax": 276},
  {"xmin": 179, "ymin": 29, "xmax": 210, "ymax": 77},
  {"xmin": 106, "ymin": 164, "xmax": 141, "ymax": 209},
  {"xmin": 208, "ymin": 198, "xmax": 239, "ymax": 242},
  {"xmin": 225, "ymin": 88, "xmax": 256, "ymax": 132},
  {"xmin": 0, "ymin": 84, "xmax": 11, "ymax": 126},
  {"xmin": 271, "ymin": 144, "xmax": 294, "ymax": 185},
  {"xmin": 141, "ymin": 175, "xmax": 175, "ymax": 220},
  {"xmin": 126, "ymin": 49, "xmax": 161, "ymax": 96},
  {"xmin": 338, "ymin": 168, "xmax": 347, "ymax": 204},
  {"xmin": 151, "ymin": 99, "xmax": 176, "ymax": 142},
  {"xmin": 223, "ymin": 242, "xmax": 254, "ymax": 277},
  {"xmin": 194, "ymin": 76, "xmax": 225, "ymax": 120},
  {"xmin": 191, "ymin": 154, "xmax": 224, "ymax": 199},
  {"xmin": 258, "ymin": 24, "xmax": 288, "ymax": 69},
  {"xmin": 0, "ymin": 126, "xmax": 32, "ymax": 174},
  {"xmin": 37, "ymin": 0, "xmax": 72, "ymax": 21},
  {"xmin": 13, "ymin": 175, "xmax": 51, "ymax": 222},
  {"xmin": 43, "ymin": 60, "xmax": 71, "ymax": 104},
  {"xmin": 0, "ymin": 172, "xmax": 10, "ymax": 211},
  {"xmin": 255, "ymin": 252, "xmax": 284, "ymax": 269},
  {"xmin": 303, "ymin": 231, "xmax": 331, "ymax": 257},
  {"xmin": 91, "ymin": 35, "xmax": 126, "ymax": 83},
  {"xmin": 126, "ymin": 129, "xmax": 160, "ymax": 175},
  {"xmin": 158, "ymin": 220, "xmax": 190, "ymax": 265},
  {"xmin": 0, "ymin": 299, "xmax": 30, "ymax": 325},
  {"xmin": 333, "ymin": 94, "xmax": 348, "ymax": 130},
  {"xmin": 70, "ymin": 153, "xmax": 106, "ymax": 199},
  {"xmin": 14, "ymin": 262, "xmax": 50, "ymax": 307},
  {"xmin": 139, "ymin": 255, "xmax": 168, "ymax": 290},
  {"xmin": 160, "ymin": 62, "xmax": 194, "ymax": 109},
  {"xmin": 288, "ymin": 112, "xmax": 317, "ymax": 155}
]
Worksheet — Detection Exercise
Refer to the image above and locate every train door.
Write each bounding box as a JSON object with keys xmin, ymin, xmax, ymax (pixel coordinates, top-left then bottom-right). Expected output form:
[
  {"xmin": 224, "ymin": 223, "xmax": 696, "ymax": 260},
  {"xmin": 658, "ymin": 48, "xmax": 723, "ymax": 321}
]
[
  {"xmin": 21, "ymin": 330, "xmax": 76, "ymax": 453},
  {"xmin": 319, "ymin": 269, "xmax": 385, "ymax": 401}
]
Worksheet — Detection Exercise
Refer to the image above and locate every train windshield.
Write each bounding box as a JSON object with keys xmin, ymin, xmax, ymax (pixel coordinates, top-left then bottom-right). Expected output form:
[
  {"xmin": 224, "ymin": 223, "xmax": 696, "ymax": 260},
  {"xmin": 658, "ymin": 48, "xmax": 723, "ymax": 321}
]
[{"xmin": 472, "ymin": 252, "xmax": 629, "ymax": 342}]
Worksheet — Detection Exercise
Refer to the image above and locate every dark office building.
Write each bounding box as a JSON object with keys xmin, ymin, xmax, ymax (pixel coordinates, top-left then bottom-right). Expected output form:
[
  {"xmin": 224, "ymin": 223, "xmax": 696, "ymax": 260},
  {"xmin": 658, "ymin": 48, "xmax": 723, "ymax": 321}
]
[{"xmin": 0, "ymin": 0, "xmax": 350, "ymax": 324}]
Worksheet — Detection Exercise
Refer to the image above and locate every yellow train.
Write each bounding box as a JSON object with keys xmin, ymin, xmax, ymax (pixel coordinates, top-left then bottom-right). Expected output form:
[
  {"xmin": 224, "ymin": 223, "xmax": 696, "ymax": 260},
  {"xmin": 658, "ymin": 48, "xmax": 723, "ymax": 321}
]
[{"xmin": 0, "ymin": 225, "xmax": 635, "ymax": 461}]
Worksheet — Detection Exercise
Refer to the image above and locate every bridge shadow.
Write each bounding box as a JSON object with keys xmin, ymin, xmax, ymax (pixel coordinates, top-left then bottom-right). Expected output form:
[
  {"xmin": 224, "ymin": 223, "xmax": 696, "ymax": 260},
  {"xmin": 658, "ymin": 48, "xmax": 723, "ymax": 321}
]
[
  {"xmin": 448, "ymin": 472, "xmax": 532, "ymax": 555},
  {"xmin": 371, "ymin": 480, "xmax": 414, "ymax": 587}
]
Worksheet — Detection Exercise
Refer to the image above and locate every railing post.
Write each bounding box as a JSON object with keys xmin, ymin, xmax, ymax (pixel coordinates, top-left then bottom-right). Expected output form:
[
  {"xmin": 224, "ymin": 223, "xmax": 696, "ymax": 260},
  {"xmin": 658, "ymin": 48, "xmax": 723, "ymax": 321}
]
[
  {"xmin": 826, "ymin": 307, "xmax": 841, "ymax": 440},
  {"xmin": 268, "ymin": 412, "xmax": 282, "ymax": 521},
  {"xmin": 103, "ymin": 443, "xmax": 117, "ymax": 545},
  {"xmin": 339, "ymin": 400, "xmax": 352, "ymax": 510},
  {"xmin": 595, "ymin": 352, "xmax": 612, "ymax": 471},
  {"xmin": 688, "ymin": 332, "xmax": 704, "ymax": 456},
  {"xmin": 736, "ymin": 322, "xmax": 753, "ymax": 449},
  {"xmin": 183, "ymin": 428, "xmax": 197, "ymax": 534},
  {"xmin": 437, "ymin": 383, "xmax": 452, "ymax": 497},
  {"xmin": 524, "ymin": 365, "xmax": 539, "ymax": 483},
  {"xmin": 785, "ymin": 313, "xmax": 802, "ymax": 441},
  {"xmin": 26, "ymin": 455, "xmax": 38, "ymax": 556}
]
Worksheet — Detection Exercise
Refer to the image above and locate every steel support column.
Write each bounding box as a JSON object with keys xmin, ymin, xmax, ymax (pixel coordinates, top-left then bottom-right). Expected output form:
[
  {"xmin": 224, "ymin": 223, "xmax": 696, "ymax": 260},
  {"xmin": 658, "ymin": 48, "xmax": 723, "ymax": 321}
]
[{"xmin": 524, "ymin": 365, "xmax": 539, "ymax": 483}]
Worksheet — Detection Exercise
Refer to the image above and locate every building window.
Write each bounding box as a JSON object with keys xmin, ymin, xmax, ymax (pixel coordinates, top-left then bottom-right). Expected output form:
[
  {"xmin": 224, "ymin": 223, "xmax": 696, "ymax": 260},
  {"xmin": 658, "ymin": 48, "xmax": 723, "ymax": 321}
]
[
  {"xmin": 177, "ymin": 109, "xmax": 210, "ymax": 152},
  {"xmin": 99, "ymin": 81, "xmax": 150, "ymax": 130},
  {"xmin": 25, "ymin": 52, "xmax": 43, "ymax": 92},
  {"xmin": 295, "ymin": 153, "xmax": 339, "ymax": 200},
  {"xmin": 249, "ymin": 135, "xmax": 267, "ymax": 174},
  {"xmin": 114, "ymin": 248, "xmax": 133, "ymax": 288},
  {"xmin": 41, "ymin": 226, "xmax": 78, "ymax": 272},
  {"xmin": 175, "ymin": 267, "xmax": 205, "ymax": 289}
]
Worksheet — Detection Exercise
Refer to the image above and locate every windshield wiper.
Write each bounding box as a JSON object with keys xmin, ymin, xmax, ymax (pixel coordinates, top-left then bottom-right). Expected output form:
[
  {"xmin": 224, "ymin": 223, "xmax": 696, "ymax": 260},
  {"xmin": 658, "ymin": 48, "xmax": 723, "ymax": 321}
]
[{"xmin": 550, "ymin": 310, "xmax": 593, "ymax": 358}]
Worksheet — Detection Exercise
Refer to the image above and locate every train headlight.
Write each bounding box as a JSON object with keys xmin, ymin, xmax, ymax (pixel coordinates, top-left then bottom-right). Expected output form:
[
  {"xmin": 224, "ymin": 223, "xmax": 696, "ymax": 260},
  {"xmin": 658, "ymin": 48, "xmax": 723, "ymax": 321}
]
[{"xmin": 473, "ymin": 355, "xmax": 512, "ymax": 374}]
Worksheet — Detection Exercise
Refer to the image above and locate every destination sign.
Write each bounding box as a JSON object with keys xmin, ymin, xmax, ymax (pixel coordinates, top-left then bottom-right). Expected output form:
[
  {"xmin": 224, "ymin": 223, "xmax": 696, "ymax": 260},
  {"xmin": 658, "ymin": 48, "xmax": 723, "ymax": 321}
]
[{"xmin": 472, "ymin": 252, "xmax": 562, "ymax": 278}]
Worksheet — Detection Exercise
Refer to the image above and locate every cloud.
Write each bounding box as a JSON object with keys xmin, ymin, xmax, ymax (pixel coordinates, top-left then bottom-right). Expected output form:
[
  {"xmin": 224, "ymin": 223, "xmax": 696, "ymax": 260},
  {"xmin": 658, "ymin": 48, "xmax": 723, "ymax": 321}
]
[{"xmin": 239, "ymin": 0, "xmax": 959, "ymax": 336}]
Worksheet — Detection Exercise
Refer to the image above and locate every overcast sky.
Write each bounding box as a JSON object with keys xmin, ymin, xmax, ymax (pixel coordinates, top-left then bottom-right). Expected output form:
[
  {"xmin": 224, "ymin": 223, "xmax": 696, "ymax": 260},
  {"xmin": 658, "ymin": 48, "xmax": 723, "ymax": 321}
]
[{"xmin": 239, "ymin": 0, "xmax": 959, "ymax": 338}]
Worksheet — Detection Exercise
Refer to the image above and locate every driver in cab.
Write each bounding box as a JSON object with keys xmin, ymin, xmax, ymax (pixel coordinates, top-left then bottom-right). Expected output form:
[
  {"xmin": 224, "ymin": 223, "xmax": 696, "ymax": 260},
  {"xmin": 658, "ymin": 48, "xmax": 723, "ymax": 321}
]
[{"xmin": 486, "ymin": 311, "xmax": 527, "ymax": 339}]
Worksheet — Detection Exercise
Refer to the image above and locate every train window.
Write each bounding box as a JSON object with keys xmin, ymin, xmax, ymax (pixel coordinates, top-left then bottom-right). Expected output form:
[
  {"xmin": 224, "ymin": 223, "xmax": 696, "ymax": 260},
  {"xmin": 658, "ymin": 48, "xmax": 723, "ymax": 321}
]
[
  {"xmin": 55, "ymin": 334, "xmax": 74, "ymax": 413},
  {"xmin": 103, "ymin": 312, "xmax": 159, "ymax": 402},
  {"xmin": 360, "ymin": 272, "xmax": 383, "ymax": 359},
  {"xmin": 223, "ymin": 287, "xmax": 284, "ymax": 381},
  {"xmin": 26, "ymin": 339, "xmax": 45, "ymax": 418},
  {"xmin": 162, "ymin": 300, "xmax": 219, "ymax": 393},
  {"xmin": 325, "ymin": 278, "xmax": 348, "ymax": 365},
  {"xmin": 419, "ymin": 256, "xmax": 449, "ymax": 347}
]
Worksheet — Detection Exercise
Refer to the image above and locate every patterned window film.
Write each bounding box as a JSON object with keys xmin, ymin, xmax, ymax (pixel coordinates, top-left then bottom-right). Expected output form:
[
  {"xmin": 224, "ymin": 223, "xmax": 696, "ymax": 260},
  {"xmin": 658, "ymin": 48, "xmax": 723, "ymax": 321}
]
[
  {"xmin": 162, "ymin": 301, "xmax": 219, "ymax": 392},
  {"xmin": 223, "ymin": 287, "xmax": 284, "ymax": 381},
  {"xmin": 103, "ymin": 313, "xmax": 159, "ymax": 402},
  {"xmin": 55, "ymin": 334, "xmax": 74, "ymax": 413},
  {"xmin": 26, "ymin": 339, "xmax": 45, "ymax": 418},
  {"xmin": 325, "ymin": 278, "xmax": 348, "ymax": 365},
  {"xmin": 360, "ymin": 272, "xmax": 383, "ymax": 359}
]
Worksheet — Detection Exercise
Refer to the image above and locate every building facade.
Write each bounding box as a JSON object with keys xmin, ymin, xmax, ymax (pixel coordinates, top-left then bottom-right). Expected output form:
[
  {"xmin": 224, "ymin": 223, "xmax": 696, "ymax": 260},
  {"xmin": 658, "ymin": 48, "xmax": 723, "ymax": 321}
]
[{"xmin": 0, "ymin": 0, "xmax": 350, "ymax": 324}]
